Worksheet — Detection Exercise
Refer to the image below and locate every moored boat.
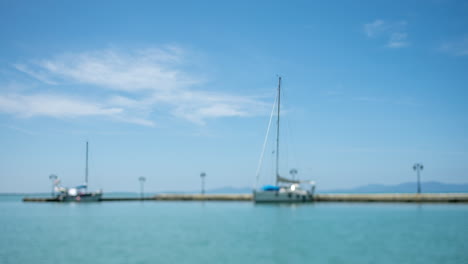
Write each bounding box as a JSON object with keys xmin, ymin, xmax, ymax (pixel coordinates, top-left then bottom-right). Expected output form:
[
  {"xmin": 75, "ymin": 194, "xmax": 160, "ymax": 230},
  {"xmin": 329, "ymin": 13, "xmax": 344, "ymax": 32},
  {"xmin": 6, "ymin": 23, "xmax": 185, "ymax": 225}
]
[
  {"xmin": 253, "ymin": 77, "xmax": 316, "ymax": 203},
  {"xmin": 53, "ymin": 142, "xmax": 102, "ymax": 202}
]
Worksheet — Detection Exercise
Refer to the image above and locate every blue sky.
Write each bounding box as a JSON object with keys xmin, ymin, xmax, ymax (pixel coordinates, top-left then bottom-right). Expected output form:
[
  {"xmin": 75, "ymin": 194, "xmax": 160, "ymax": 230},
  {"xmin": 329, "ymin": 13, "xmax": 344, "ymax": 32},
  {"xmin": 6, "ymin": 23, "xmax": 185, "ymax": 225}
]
[{"xmin": 1, "ymin": 0, "xmax": 467, "ymax": 193}]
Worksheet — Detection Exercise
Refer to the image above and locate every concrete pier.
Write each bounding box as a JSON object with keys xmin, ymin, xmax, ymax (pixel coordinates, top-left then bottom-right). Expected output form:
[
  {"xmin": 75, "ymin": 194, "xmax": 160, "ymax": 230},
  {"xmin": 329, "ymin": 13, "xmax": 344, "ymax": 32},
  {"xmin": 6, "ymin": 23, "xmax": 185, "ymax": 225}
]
[
  {"xmin": 151, "ymin": 194, "xmax": 252, "ymax": 201},
  {"xmin": 23, "ymin": 197, "xmax": 61, "ymax": 202},
  {"xmin": 99, "ymin": 194, "xmax": 251, "ymax": 201},
  {"xmin": 314, "ymin": 193, "xmax": 468, "ymax": 203},
  {"xmin": 23, "ymin": 193, "xmax": 468, "ymax": 203}
]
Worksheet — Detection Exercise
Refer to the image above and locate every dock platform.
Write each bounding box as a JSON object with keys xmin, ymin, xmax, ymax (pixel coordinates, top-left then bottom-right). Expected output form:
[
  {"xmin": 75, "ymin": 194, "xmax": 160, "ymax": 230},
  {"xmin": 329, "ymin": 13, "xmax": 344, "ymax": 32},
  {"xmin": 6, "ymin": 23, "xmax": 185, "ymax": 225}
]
[
  {"xmin": 22, "ymin": 193, "xmax": 468, "ymax": 203},
  {"xmin": 314, "ymin": 193, "xmax": 468, "ymax": 203}
]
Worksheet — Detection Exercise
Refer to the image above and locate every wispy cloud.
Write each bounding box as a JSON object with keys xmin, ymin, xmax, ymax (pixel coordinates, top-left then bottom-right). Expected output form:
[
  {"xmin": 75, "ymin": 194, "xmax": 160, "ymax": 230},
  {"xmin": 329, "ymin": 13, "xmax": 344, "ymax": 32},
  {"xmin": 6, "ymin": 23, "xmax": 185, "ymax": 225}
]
[
  {"xmin": 364, "ymin": 20, "xmax": 409, "ymax": 48},
  {"xmin": 1, "ymin": 46, "xmax": 269, "ymax": 126},
  {"xmin": 156, "ymin": 91, "xmax": 265, "ymax": 124},
  {"xmin": 14, "ymin": 64, "xmax": 58, "ymax": 85},
  {"xmin": 440, "ymin": 36, "xmax": 468, "ymax": 56},
  {"xmin": 0, "ymin": 93, "xmax": 122, "ymax": 117},
  {"xmin": 16, "ymin": 47, "xmax": 196, "ymax": 92},
  {"xmin": 387, "ymin": 32, "xmax": 409, "ymax": 48},
  {"xmin": 364, "ymin": 19, "xmax": 385, "ymax": 38},
  {"xmin": 1, "ymin": 124, "xmax": 38, "ymax": 135}
]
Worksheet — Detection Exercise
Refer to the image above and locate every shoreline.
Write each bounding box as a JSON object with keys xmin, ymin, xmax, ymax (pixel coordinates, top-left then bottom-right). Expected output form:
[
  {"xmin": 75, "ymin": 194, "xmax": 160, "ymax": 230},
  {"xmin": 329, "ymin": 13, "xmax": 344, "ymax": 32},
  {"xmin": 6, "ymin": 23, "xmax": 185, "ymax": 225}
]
[{"xmin": 22, "ymin": 193, "xmax": 468, "ymax": 203}]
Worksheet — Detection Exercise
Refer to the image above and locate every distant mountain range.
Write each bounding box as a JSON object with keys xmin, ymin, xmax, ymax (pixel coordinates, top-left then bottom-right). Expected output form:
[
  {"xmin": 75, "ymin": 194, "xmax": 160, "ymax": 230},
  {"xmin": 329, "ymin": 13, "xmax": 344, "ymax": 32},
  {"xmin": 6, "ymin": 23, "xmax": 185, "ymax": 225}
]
[
  {"xmin": 207, "ymin": 181, "xmax": 468, "ymax": 194},
  {"xmin": 3, "ymin": 181, "xmax": 467, "ymax": 195},
  {"xmin": 320, "ymin": 181, "xmax": 468, "ymax": 193}
]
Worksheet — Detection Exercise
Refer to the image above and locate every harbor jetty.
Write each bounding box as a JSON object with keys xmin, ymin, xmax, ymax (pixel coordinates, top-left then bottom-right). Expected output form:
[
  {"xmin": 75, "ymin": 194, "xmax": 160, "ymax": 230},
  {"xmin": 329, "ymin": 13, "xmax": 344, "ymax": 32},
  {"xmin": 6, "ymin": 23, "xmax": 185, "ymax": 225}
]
[
  {"xmin": 23, "ymin": 193, "xmax": 468, "ymax": 203},
  {"xmin": 314, "ymin": 193, "xmax": 468, "ymax": 203}
]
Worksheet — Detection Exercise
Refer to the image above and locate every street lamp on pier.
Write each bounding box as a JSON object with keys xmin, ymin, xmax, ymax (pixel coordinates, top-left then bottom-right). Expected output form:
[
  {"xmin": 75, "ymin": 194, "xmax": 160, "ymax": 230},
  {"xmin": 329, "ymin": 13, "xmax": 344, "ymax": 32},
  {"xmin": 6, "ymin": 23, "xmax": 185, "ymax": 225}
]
[
  {"xmin": 413, "ymin": 163, "xmax": 424, "ymax": 194},
  {"xmin": 289, "ymin": 169, "xmax": 298, "ymax": 180},
  {"xmin": 200, "ymin": 172, "xmax": 206, "ymax": 195}
]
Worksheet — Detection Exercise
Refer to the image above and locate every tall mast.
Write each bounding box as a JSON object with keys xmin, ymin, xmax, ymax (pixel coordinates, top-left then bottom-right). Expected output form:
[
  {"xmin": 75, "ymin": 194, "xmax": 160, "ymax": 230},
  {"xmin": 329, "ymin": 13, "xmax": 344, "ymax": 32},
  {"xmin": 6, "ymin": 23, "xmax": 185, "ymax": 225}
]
[
  {"xmin": 275, "ymin": 76, "xmax": 281, "ymax": 185},
  {"xmin": 85, "ymin": 141, "xmax": 89, "ymax": 190}
]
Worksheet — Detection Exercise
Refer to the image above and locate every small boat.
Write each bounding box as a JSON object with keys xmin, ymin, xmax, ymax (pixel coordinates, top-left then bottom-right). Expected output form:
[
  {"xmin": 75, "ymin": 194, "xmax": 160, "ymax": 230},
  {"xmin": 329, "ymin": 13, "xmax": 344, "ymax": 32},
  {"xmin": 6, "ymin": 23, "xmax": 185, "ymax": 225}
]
[
  {"xmin": 253, "ymin": 77, "xmax": 316, "ymax": 202},
  {"xmin": 53, "ymin": 142, "xmax": 102, "ymax": 202}
]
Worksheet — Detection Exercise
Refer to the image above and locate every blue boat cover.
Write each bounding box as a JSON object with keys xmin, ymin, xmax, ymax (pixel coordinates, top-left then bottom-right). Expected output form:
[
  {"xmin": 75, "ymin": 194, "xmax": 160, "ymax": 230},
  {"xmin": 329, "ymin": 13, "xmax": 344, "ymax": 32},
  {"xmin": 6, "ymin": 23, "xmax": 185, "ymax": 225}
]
[{"xmin": 262, "ymin": 185, "xmax": 280, "ymax": 191}]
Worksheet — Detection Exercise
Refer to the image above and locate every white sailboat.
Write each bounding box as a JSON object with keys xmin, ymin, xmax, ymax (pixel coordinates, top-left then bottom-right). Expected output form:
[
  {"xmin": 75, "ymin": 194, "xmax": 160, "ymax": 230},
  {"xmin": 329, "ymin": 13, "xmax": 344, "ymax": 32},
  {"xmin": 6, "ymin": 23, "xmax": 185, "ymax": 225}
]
[
  {"xmin": 253, "ymin": 77, "xmax": 316, "ymax": 202},
  {"xmin": 54, "ymin": 141, "xmax": 102, "ymax": 202}
]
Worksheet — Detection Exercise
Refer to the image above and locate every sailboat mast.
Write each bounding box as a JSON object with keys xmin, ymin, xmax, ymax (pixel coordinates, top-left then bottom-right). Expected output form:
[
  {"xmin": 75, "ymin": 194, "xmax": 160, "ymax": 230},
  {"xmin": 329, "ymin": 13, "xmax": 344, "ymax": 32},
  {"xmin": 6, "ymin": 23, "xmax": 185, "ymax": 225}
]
[
  {"xmin": 85, "ymin": 141, "xmax": 88, "ymax": 190},
  {"xmin": 275, "ymin": 76, "xmax": 281, "ymax": 186}
]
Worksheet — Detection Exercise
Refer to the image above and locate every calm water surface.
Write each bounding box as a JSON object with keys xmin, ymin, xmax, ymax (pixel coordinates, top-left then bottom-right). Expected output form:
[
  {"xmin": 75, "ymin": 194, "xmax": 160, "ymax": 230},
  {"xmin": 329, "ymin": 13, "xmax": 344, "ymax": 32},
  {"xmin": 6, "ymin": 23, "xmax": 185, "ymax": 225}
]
[{"xmin": 1, "ymin": 195, "xmax": 467, "ymax": 264}]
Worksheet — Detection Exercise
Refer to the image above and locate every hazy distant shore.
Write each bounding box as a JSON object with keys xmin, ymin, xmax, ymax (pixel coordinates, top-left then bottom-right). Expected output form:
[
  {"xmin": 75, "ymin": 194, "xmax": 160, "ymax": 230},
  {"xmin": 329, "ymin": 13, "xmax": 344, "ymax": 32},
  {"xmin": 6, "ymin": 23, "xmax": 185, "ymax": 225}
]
[{"xmin": 4, "ymin": 181, "xmax": 468, "ymax": 195}]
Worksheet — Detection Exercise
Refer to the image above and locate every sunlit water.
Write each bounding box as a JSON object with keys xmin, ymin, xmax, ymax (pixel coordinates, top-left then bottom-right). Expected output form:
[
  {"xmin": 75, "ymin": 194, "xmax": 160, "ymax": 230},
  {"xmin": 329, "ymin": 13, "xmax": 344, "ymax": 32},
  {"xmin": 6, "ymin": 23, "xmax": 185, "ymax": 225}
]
[{"xmin": 1, "ymin": 195, "xmax": 467, "ymax": 263}]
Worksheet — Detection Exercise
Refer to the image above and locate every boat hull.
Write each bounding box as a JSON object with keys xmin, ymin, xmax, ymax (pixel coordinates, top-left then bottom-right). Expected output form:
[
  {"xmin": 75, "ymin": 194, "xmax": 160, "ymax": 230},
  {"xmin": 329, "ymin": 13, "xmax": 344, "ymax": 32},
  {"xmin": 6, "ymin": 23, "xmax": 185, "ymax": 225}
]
[
  {"xmin": 58, "ymin": 192, "xmax": 102, "ymax": 202},
  {"xmin": 253, "ymin": 190, "xmax": 314, "ymax": 203}
]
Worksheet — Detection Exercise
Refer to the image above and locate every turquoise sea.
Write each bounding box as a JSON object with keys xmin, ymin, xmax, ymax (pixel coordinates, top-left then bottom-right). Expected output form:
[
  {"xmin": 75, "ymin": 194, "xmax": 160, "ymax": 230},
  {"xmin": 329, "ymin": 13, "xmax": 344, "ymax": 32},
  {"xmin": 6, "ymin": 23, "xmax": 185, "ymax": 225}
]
[{"xmin": 1, "ymin": 195, "xmax": 467, "ymax": 264}]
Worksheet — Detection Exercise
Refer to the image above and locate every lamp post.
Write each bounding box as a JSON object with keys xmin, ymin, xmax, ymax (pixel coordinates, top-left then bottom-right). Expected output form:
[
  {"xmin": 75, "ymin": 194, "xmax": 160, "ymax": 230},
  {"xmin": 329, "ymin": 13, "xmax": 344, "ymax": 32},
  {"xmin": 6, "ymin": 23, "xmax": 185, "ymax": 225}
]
[
  {"xmin": 49, "ymin": 174, "xmax": 58, "ymax": 197},
  {"xmin": 289, "ymin": 168, "xmax": 298, "ymax": 180},
  {"xmin": 138, "ymin": 176, "xmax": 146, "ymax": 198},
  {"xmin": 200, "ymin": 172, "xmax": 206, "ymax": 195},
  {"xmin": 413, "ymin": 163, "xmax": 424, "ymax": 194}
]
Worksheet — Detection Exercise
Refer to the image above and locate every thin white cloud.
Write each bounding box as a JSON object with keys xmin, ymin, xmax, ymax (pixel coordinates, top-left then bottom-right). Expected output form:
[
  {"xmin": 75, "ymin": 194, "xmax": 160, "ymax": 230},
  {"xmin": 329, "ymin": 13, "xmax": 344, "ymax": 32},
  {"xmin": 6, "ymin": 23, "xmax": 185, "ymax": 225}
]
[
  {"xmin": 4, "ymin": 46, "xmax": 269, "ymax": 126},
  {"xmin": 0, "ymin": 93, "xmax": 157, "ymax": 126},
  {"xmin": 112, "ymin": 116, "xmax": 156, "ymax": 127},
  {"xmin": 22, "ymin": 47, "xmax": 195, "ymax": 92},
  {"xmin": 14, "ymin": 64, "xmax": 58, "ymax": 85},
  {"xmin": 364, "ymin": 19, "xmax": 385, "ymax": 37},
  {"xmin": 364, "ymin": 20, "xmax": 409, "ymax": 48},
  {"xmin": 149, "ymin": 90, "xmax": 267, "ymax": 124},
  {"xmin": 440, "ymin": 36, "xmax": 468, "ymax": 56},
  {"xmin": 0, "ymin": 93, "xmax": 122, "ymax": 118},
  {"xmin": 387, "ymin": 32, "xmax": 409, "ymax": 48},
  {"xmin": 1, "ymin": 124, "xmax": 38, "ymax": 135}
]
